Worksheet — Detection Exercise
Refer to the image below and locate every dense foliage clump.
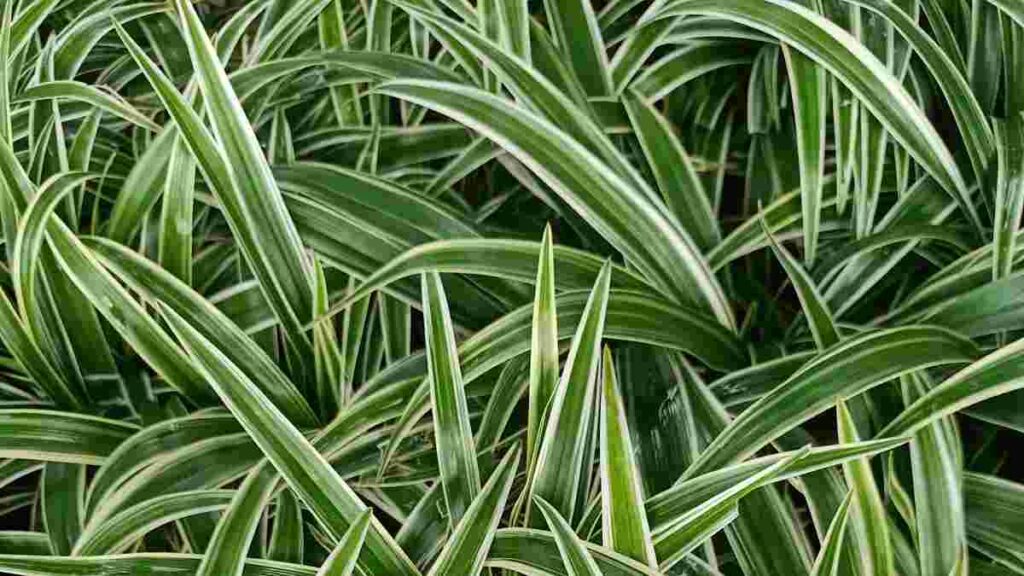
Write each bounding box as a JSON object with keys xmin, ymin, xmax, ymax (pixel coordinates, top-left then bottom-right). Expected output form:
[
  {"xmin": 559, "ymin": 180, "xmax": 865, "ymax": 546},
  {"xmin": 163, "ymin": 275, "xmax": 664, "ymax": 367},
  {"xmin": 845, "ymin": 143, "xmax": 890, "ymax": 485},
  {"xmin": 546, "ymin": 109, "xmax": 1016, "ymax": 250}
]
[{"xmin": 0, "ymin": 0, "xmax": 1022, "ymax": 574}]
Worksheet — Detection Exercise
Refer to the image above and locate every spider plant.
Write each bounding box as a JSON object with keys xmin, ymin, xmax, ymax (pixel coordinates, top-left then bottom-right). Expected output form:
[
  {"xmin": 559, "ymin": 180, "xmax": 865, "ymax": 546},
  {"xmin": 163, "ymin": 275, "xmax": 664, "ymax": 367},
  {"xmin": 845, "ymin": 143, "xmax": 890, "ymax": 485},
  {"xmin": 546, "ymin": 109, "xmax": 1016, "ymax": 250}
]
[{"xmin": 0, "ymin": 0, "xmax": 1022, "ymax": 574}]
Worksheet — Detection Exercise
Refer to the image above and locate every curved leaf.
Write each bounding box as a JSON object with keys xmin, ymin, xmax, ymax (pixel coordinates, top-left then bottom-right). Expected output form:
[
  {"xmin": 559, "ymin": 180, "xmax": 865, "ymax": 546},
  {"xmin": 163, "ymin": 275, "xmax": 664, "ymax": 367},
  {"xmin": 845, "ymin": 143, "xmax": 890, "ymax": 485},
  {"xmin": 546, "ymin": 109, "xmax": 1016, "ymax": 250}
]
[
  {"xmin": 653, "ymin": 0, "xmax": 979, "ymax": 229},
  {"xmin": 377, "ymin": 79, "xmax": 736, "ymax": 329},
  {"xmin": 685, "ymin": 326, "xmax": 977, "ymax": 475}
]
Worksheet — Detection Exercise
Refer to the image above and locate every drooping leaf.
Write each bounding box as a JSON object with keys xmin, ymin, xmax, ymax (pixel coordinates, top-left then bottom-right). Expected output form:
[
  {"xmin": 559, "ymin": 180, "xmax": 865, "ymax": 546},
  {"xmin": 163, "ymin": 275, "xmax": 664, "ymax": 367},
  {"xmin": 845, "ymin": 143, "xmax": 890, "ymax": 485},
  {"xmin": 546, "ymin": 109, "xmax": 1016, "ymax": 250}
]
[
  {"xmin": 377, "ymin": 80, "xmax": 735, "ymax": 329},
  {"xmin": 686, "ymin": 326, "xmax": 976, "ymax": 475}
]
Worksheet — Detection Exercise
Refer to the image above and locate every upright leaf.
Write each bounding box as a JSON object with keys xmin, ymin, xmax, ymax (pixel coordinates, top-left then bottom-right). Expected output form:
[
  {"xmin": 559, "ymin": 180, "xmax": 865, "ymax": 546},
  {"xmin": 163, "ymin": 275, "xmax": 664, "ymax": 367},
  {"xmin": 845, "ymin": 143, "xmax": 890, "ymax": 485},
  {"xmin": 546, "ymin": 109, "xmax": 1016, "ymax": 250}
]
[
  {"xmin": 140, "ymin": 2, "xmax": 316, "ymax": 352},
  {"xmin": 196, "ymin": 464, "xmax": 278, "ymax": 576},
  {"xmin": 534, "ymin": 495, "xmax": 604, "ymax": 576},
  {"xmin": 760, "ymin": 217, "xmax": 840, "ymax": 349},
  {"xmin": 992, "ymin": 116, "xmax": 1024, "ymax": 280},
  {"xmin": 429, "ymin": 447, "xmax": 520, "ymax": 576},
  {"xmin": 543, "ymin": 0, "xmax": 613, "ymax": 95},
  {"xmin": 782, "ymin": 44, "xmax": 828, "ymax": 264},
  {"xmin": 901, "ymin": 372, "xmax": 967, "ymax": 576},
  {"xmin": 810, "ymin": 491, "xmax": 855, "ymax": 576},
  {"xmin": 159, "ymin": 306, "xmax": 419, "ymax": 576},
  {"xmin": 528, "ymin": 226, "xmax": 559, "ymax": 466},
  {"xmin": 422, "ymin": 271, "xmax": 481, "ymax": 526},
  {"xmin": 600, "ymin": 347, "xmax": 658, "ymax": 569},
  {"xmin": 41, "ymin": 462, "xmax": 84, "ymax": 555},
  {"xmin": 268, "ymin": 490, "xmax": 304, "ymax": 565},
  {"xmin": 157, "ymin": 137, "xmax": 195, "ymax": 285},
  {"xmin": 316, "ymin": 510, "xmax": 372, "ymax": 576},
  {"xmin": 837, "ymin": 398, "xmax": 893, "ymax": 576},
  {"xmin": 528, "ymin": 262, "xmax": 612, "ymax": 524}
]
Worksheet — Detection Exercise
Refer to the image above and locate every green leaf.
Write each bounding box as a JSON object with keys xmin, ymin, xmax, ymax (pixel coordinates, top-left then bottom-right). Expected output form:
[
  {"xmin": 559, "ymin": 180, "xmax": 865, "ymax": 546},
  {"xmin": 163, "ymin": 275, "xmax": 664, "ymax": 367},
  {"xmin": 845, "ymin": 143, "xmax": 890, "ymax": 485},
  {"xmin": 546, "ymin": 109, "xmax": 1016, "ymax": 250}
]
[
  {"xmin": 379, "ymin": 295, "xmax": 411, "ymax": 364},
  {"xmin": 685, "ymin": 326, "xmax": 977, "ymax": 476},
  {"xmin": 542, "ymin": 0, "xmax": 613, "ymax": 95},
  {"xmin": 52, "ymin": 2, "xmax": 168, "ymax": 79},
  {"xmin": 396, "ymin": 483, "xmax": 447, "ymax": 567},
  {"xmin": 533, "ymin": 495, "xmax": 604, "ymax": 576},
  {"xmin": 879, "ymin": 335, "xmax": 1024, "ymax": 437},
  {"xmin": 324, "ymin": 238, "xmax": 658, "ymax": 317},
  {"xmin": 312, "ymin": 258, "xmax": 343, "ymax": 417},
  {"xmin": 376, "ymin": 79, "xmax": 736, "ymax": 329},
  {"xmin": 317, "ymin": 510, "xmax": 372, "ymax": 576},
  {"xmin": 318, "ymin": 0, "xmax": 364, "ymax": 127},
  {"xmin": 599, "ymin": 347, "xmax": 658, "ymax": 568},
  {"xmin": 759, "ymin": 216, "xmax": 840, "ymax": 349},
  {"xmin": 0, "ymin": 410, "xmax": 137, "ymax": 465},
  {"xmin": 424, "ymin": 137, "xmax": 499, "ymax": 197},
  {"xmin": 14, "ymin": 81, "xmax": 160, "ymax": 132},
  {"xmin": 429, "ymin": 447, "xmax": 520, "ymax": 575},
  {"xmin": 84, "ymin": 433, "xmax": 262, "ymax": 534},
  {"xmin": 809, "ymin": 490, "xmax": 854, "ymax": 576},
  {"xmin": 831, "ymin": 79, "xmax": 858, "ymax": 215},
  {"xmin": 901, "ymin": 372, "xmax": 966, "ymax": 576},
  {"xmin": 47, "ymin": 223, "xmax": 215, "ymax": 404},
  {"xmin": 157, "ymin": 136, "xmax": 196, "ymax": 285},
  {"xmin": 845, "ymin": 0, "xmax": 995, "ymax": 189},
  {"xmin": 528, "ymin": 226, "xmax": 559, "ymax": 471},
  {"xmin": 837, "ymin": 398, "xmax": 893, "ymax": 576},
  {"xmin": 105, "ymin": 125, "xmax": 178, "ymax": 244},
  {"xmin": 0, "ymin": 0, "xmax": 12, "ymax": 144},
  {"xmin": 488, "ymin": 528, "xmax": 663, "ymax": 575},
  {"xmin": 73, "ymin": 490, "xmax": 234, "ymax": 555},
  {"xmin": 196, "ymin": 465, "xmax": 279, "ymax": 576},
  {"xmin": 992, "ymin": 116, "xmax": 1024, "ymax": 280},
  {"xmin": 499, "ymin": 0, "xmax": 531, "ymax": 61},
  {"xmin": 528, "ymin": 261, "xmax": 611, "ymax": 524},
  {"xmin": 325, "ymin": 235, "xmax": 663, "ymax": 319},
  {"xmin": 708, "ymin": 176, "xmax": 838, "ymax": 271},
  {"xmin": 84, "ymin": 413, "xmax": 241, "ymax": 519},
  {"xmin": 249, "ymin": 0, "xmax": 333, "ymax": 64},
  {"xmin": 1, "ymin": 1, "xmax": 1019, "ymax": 572},
  {"xmin": 0, "ymin": 553, "xmax": 317, "ymax": 575},
  {"xmin": 421, "ymin": 271, "xmax": 481, "ymax": 525},
  {"xmin": 361, "ymin": 287, "xmax": 747, "ymax": 475},
  {"xmin": 0, "ymin": 264, "xmax": 82, "ymax": 410},
  {"xmin": 119, "ymin": 8, "xmax": 316, "ymax": 353},
  {"xmin": 9, "ymin": 0, "xmax": 62, "ymax": 59},
  {"xmin": 269, "ymin": 490, "xmax": 305, "ymax": 565},
  {"xmin": 158, "ymin": 305, "xmax": 419, "ymax": 576},
  {"xmin": 13, "ymin": 171, "xmax": 93, "ymax": 325},
  {"xmin": 781, "ymin": 44, "xmax": 828, "ymax": 264},
  {"xmin": 965, "ymin": 472, "xmax": 1024, "ymax": 568},
  {"xmin": 654, "ymin": 0, "xmax": 980, "ymax": 230},
  {"xmin": 0, "ymin": 531, "xmax": 51, "ymax": 556},
  {"xmin": 41, "ymin": 462, "xmax": 84, "ymax": 555},
  {"xmin": 82, "ymin": 237, "xmax": 318, "ymax": 425},
  {"xmin": 621, "ymin": 89, "xmax": 719, "ymax": 252},
  {"xmin": 654, "ymin": 447, "xmax": 810, "ymax": 570},
  {"xmin": 630, "ymin": 42, "xmax": 756, "ymax": 102}
]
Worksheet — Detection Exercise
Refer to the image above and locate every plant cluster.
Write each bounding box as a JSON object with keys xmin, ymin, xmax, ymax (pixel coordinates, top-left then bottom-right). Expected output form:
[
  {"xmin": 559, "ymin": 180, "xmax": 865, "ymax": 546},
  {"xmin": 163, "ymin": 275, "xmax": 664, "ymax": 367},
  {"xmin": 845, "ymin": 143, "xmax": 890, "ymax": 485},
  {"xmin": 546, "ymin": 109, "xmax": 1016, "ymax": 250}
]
[{"xmin": 0, "ymin": 0, "xmax": 1021, "ymax": 575}]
